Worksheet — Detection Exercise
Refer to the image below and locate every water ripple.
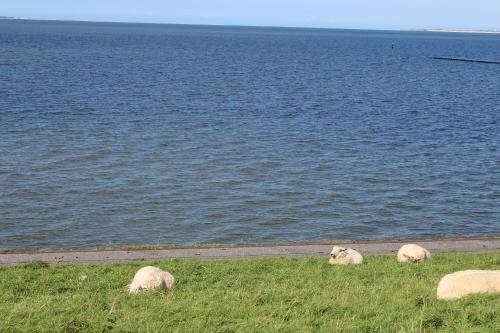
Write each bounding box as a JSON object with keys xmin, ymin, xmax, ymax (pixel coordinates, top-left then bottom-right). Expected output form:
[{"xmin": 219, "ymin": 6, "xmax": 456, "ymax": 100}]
[{"xmin": 0, "ymin": 21, "xmax": 499, "ymax": 248}]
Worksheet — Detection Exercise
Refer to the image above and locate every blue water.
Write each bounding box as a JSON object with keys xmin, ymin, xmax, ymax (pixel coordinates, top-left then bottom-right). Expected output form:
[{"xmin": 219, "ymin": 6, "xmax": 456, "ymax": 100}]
[{"xmin": 1, "ymin": 20, "xmax": 499, "ymax": 249}]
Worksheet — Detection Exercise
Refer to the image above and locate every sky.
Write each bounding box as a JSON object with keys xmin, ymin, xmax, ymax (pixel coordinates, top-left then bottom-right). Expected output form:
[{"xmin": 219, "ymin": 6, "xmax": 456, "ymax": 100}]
[{"xmin": 3, "ymin": 0, "xmax": 500, "ymax": 30}]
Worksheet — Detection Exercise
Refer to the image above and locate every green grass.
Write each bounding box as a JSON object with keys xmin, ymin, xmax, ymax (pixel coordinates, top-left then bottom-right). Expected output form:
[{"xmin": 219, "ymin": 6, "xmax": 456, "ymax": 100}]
[{"xmin": 0, "ymin": 253, "xmax": 499, "ymax": 333}]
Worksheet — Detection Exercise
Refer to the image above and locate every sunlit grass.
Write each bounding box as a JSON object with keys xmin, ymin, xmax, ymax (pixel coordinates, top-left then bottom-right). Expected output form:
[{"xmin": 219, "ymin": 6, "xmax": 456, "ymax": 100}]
[{"xmin": 0, "ymin": 252, "xmax": 499, "ymax": 332}]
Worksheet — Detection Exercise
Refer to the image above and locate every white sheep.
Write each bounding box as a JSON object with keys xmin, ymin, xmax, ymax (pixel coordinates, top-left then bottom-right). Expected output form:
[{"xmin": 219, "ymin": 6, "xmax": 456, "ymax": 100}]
[
  {"xmin": 128, "ymin": 266, "xmax": 175, "ymax": 293},
  {"xmin": 329, "ymin": 246, "xmax": 363, "ymax": 265},
  {"xmin": 437, "ymin": 270, "xmax": 500, "ymax": 300},
  {"xmin": 397, "ymin": 244, "xmax": 431, "ymax": 263}
]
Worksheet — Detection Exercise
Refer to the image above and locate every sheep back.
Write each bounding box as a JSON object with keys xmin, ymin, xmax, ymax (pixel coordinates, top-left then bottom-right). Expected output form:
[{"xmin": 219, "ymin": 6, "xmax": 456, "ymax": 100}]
[
  {"xmin": 397, "ymin": 244, "xmax": 431, "ymax": 262},
  {"xmin": 437, "ymin": 270, "xmax": 500, "ymax": 300},
  {"xmin": 128, "ymin": 266, "xmax": 175, "ymax": 293}
]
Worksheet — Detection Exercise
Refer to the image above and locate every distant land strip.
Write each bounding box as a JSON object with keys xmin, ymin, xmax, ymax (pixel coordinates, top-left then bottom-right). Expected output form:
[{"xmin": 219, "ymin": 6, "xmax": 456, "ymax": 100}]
[
  {"xmin": 431, "ymin": 57, "xmax": 500, "ymax": 64},
  {"xmin": 416, "ymin": 29, "xmax": 500, "ymax": 34},
  {"xmin": 1, "ymin": 236, "xmax": 498, "ymax": 266}
]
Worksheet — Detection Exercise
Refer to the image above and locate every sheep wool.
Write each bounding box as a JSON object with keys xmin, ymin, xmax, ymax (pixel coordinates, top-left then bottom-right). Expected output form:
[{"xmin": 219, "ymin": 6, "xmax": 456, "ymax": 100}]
[
  {"xmin": 329, "ymin": 246, "xmax": 363, "ymax": 265},
  {"xmin": 437, "ymin": 270, "xmax": 500, "ymax": 300},
  {"xmin": 128, "ymin": 266, "xmax": 175, "ymax": 293},
  {"xmin": 397, "ymin": 244, "xmax": 431, "ymax": 263}
]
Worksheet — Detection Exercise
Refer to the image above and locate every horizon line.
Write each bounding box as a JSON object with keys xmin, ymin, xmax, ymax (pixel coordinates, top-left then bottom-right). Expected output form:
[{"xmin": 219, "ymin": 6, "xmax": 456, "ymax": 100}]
[
  {"xmin": 3, "ymin": 16, "xmax": 499, "ymax": 34},
  {"xmin": 0, "ymin": 16, "xmax": 433, "ymax": 33}
]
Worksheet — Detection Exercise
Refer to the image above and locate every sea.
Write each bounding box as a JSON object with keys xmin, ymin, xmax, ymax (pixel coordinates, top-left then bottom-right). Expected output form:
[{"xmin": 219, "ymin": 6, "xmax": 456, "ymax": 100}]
[{"xmin": 1, "ymin": 20, "xmax": 499, "ymax": 249}]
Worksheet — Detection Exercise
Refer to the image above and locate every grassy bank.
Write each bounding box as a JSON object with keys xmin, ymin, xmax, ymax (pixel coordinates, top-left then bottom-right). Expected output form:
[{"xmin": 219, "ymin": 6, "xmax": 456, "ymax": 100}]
[{"xmin": 1, "ymin": 253, "xmax": 499, "ymax": 332}]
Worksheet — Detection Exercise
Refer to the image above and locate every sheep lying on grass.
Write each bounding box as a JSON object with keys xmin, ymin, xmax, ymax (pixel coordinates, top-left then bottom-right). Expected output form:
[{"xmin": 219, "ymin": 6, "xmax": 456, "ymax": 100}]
[
  {"xmin": 128, "ymin": 266, "xmax": 175, "ymax": 293},
  {"xmin": 397, "ymin": 244, "xmax": 431, "ymax": 263},
  {"xmin": 437, "ymin": 270, "xmax": 500, "ymax": 300},
  {"xmin": 329, "ymin": 246, "xmax": 363, "ymax": 265}
]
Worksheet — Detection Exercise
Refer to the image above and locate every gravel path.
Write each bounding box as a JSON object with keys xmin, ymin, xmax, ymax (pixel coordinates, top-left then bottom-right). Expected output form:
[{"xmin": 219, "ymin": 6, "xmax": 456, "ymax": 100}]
[{"xmin": 1, "ymin": 237, "xmax": 498, "ymax": 266}]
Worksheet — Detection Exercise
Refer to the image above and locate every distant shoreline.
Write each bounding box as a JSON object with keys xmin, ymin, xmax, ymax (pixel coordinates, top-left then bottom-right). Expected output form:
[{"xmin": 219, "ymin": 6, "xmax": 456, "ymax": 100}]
[
  {"xmin": 3, "ymin": 17, "xmax": 498, "ymax": 34},
  {"xmin": 416, "ymin": 29, "xmax": 500, "ymax": 34}
]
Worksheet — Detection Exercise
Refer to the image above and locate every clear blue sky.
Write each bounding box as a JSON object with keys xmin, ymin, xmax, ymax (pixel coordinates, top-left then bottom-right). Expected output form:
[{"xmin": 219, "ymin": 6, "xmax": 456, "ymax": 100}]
[{"xmin": 3, "ymin": 0, "xmax": 500, "ymax": 30}]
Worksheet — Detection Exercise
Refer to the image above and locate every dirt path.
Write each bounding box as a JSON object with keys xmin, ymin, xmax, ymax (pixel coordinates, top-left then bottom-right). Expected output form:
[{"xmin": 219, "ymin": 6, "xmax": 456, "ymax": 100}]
[{"xmin": 1, "ymin": 237, "xmax": 498, "ymax": 266}]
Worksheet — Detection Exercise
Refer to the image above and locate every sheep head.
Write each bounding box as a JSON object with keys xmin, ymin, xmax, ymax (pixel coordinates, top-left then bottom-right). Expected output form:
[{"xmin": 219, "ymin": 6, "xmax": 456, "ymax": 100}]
[
  {"xmin": 330, "ymin": 246, "xmax": 348, "ymax": 259},
  {"xmin": 403, "ymin": 254, "xmax": 420, "ymax": 262}
]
